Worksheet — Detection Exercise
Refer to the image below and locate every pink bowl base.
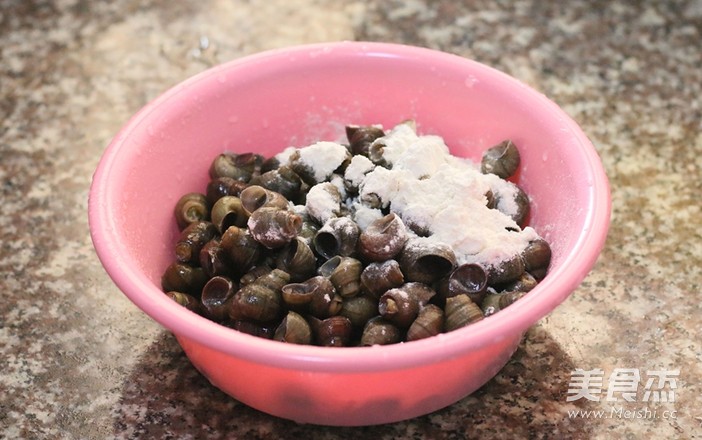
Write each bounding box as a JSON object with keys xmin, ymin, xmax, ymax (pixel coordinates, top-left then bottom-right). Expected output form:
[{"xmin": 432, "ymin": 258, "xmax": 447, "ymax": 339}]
[{"xmin": 177, "ymin": 333, "xmax": 522, "ymax": 426}]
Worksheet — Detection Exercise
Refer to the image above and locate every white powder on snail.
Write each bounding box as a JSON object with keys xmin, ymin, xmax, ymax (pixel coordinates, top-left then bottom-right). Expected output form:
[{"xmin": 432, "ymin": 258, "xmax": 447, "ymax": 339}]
[
  {"xmin": 283, "ymin": 122, "xmax": 540, "ymax": 268},
  {"xmin": 305, "ymin": 183, "xmax": 341, "ymax": 224},
  {"xmin": 296, "ymin": 141, "xmax": 348, "ymax": 182}
]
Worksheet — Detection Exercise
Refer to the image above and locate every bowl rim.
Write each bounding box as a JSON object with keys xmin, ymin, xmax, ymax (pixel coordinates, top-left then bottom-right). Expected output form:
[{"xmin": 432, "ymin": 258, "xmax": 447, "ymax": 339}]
[{"xmin": 89, "ymin": 41, "xmax": 611, "ymax": 372}]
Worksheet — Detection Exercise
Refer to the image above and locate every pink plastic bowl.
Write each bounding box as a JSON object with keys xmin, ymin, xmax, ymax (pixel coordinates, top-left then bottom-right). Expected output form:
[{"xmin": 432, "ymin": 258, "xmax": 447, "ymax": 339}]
[{"xmin": 89, "ymin": 42, "xmax": 610, "ymax": 426}]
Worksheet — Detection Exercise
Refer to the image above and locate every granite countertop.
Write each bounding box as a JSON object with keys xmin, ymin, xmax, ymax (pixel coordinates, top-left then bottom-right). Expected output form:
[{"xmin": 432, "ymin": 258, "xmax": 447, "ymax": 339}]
[{"xmin": 2, "ymin": 1, "xmax": 701, "ymax": 438}]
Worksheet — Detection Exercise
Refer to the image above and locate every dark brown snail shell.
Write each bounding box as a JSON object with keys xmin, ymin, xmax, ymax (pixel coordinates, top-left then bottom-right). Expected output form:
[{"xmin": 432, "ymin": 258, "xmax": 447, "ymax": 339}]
[
  {"xmin": 228, "ymin": 320, "xmax": 275, "ymax": 339},
  {"xmin": 406, "ymin": 304, "xmax": 445, "ymax": 341},
  {"xmin": 522, "ymin": 238, "xmax": 552, "ymax": 275},
  {"xmin": 360, "ymin": 259, "xmax": 404, "ymax": 299},
  {"xmin": 220, "ymin": 225, "xmax": 262, "ymax": 274},
  {"xmin": 313, "ymin": 217, "xmax": 360, "ymax": 259},
  {"xmin": 378, "ymin": 282, "xmax": 436, "ymax": 328},
  {"xmin": 501, "ymin": 271, "xmax": 538, "ymax": 293},
  {"xmin": 339, "ymin": 295, "xmax": 378, "ymax": 329},
  {"xmin": 437, "ymin": 263, "xmax": 489, "ymax": 305},
  {"xmin": 275, "ymin": 237, "xmax": 317, "ymax": 282},
  {"xmin": 175, "ymin": 221, "xmax": 218, "ymax": 265},
  {"xmin": 209, "ymin": 152, "xmax": 260, "ymax": 181},
  {"xmin": 161, "ymin": 262, "xmax": 208, "ymax": 296},
  {"xmin": 174, "ymin": 192, "xmax": 209, "ymax": 230},
  {"xmin": 357, "ymin": 213, "xmax": 408, "ymax": 262},
  {"xmin": 199, "ymin": 238, "xmax": 231, "ymax": 278},
  {"xmin": 240, "ymin": 185, "xmax": 290, "ymax": 214},
  {"xmin": 274, "ymin": 311, "xmax": 312, "ymax": 344},
  {"xmin": 345, "ymin": 124, "xmax": 385, "ymax": 157},
  {"xmin": 399, "ymin": 238, "xmax": 456, "ymax": 285},
  {"xmin": 494, "ymin": 182, "xmax": 530, "ymax": 226},
  {"xmin": 247, "ymin": 207, "xmax": 302, "ymax": 249},
  {"xmin": 309, "ymin": 315, "xmax": 353, "ymax": 347},
  {"xmin": 281, "ymin": 276, "xmax": 342, "ymax": 318},
  {"xmin": 248, "ymin": 165, "xmax": 303, "ymax": 202},
  {"xmin": 480, "ymin": 139, "xmax": 520, "ymax": 179},
  {"xmin": 445, "ymin": 294, "xmax": 484, "ymax": 332},
  {"xmin": 165, "ymin": 291, "xmax": 206, "ymax": 316},
  {"xmin": 239, "ymin": 264, "xmax": 272, "ymax": 286},
  {"xmin": 481, "ymin": 291, "xmax": 525, "ymax": 317},
  {"xmin": 318, "ymin": 256, "xmax": 363, "ymax": 298},
  {"xmin": 228, "ymin": 269, "xmax": 290, "ymax": 322},
  {"xmin": 206, "ymin": 176, "xmax": 248, "ymax": 206},
  {"xmin": 200, "ymin": 275, "xmax": 237, "ymax": 321},
  {"xmin": 210, "ymin": 195, "xmax": 249, "ymax": 234},
  {"xmin": 486, "ymin": 254, "xmax": 525, "ymax": 285},
  {"xmin": 360, "ymin": 316, "xmax": 402, "ymax": 346}
]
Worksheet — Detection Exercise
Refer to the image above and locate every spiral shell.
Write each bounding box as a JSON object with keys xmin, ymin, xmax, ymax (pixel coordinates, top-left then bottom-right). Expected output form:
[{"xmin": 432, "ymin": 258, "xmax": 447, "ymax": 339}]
[
  {"xmin": 211, "ymin": 195, "xmax": 249, "ymax": 233},
  {"xmin": 248, "ymin": 165, "xmax": 303, "ymax": 201},
  {"xmin": 274, "ymin": 311, "xmax": 312, "ymax": 344},
  {"xmin": 357, "ymin": 213, "xmax": 408, "ymax": 262},
  {"xmin": 240, "ymin": 185, "xmax": 290, "ymax": 214},
  {"xmin": 399, "ymin": 238, "xmax": 456, "ymax": 284},
  {"xmin": 174, "ymin": 192, "xmax": 209, "ymax": 230},
  {"xmin": 360, "ymin": 259, "xmax": 404, "ymax": 299},
  {"xmin": 228, "ymin": 269, "xmax": 290, "ymax": 322},
  {"xmin": 378, "ymin": 282, "xmax": 436, "ymax": 328},
  {"xmin": 161, "ymin": 262, "xmax": 208, "ymax": 296},
  {"xmin": 522, "ymin": 238, "xmax": 552, "ymax": 276},
  {"xmin": 175, "ymin": 221, "xmax": 218, "ymax": 265},
  {"xmin": 480, "ymin": 139, "xmax": 520, "ymax": 179},
  {"xmin": 481, "ymin": 291, "xmax": 525, "ymax": 317},
  {"xmin": 313, "ymin": 217, "xmax": 360, "ymax": 259},
  {"xmin": 220, "ymin": 225, "xmax": 262, "ymax": 274},
  {"xmin": 165, "ymin": 291, "xmax": 206, "ymax": 316},
  {"xmin": 198, "ymin": 238, "xmax": 230, "ymax": 278},
  {"xmin": 201, "ymin": 275, "xmax": 237, "ymax": 321},
  {"xmin": 360, "ymin": 316, "xmax": 402, "ymax": 346},
  {"xmin": 239, "ymin": 264, "xmax": 272, "ymax": 286},
  {"xmin": 275, "ymin": 237, "xmax": 316, "ymax": 282},
  {"xmin": 437, "ymin": 263, "xmax": 489, "ymax": 305},
  {"xmin": 228, "ymin": 320, "xmax": 275, "ymax": 339},
  {"xmin": 309, "ymin": 315, "xmax": 353, "ymax": 347},
  {"xmin": 501, "ymin": 272, "xmax": 538, "ymax": 293},
  {"xmin": 209, "ymin": 152, "xmax": 262, "ymax": 181},
  {"xmin": 345, "ymin": 124, "xmax": 385, "ymax": 157},
  {"xmin": 206, "ymin": 176, "xmax": 249, "ymax": 206},
  {"xmin": 339, "ymin": 295, "xmax": 377, "ymax": 329},
  {"xmin": 494, "ymin": 182, "xmax": 530, "ymax": 226},
  {"xmin": 281, "ymin": 276, "xmax": 342, "ymax": 318},
  {"xmin": 247, "ymin": 207, "xmax": 302, "ymax": 249},
  {"xmin": 486, "ymin": 254, "xmax": 525, "ymax": 285},
  {"xmin": 406, "ymin": 304, "xmax": 444, "ymax": 341},
  {"xmin": 445, "ymin": 294, "xmax": 484, "ymax": 332},
  {"xmin": 318, "ymin": 256, "xmax": 363, "ymax": 298}
]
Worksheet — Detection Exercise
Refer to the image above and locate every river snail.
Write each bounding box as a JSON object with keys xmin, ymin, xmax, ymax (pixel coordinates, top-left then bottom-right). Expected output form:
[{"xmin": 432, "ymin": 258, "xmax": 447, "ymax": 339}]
[
  {"xmin": 357, "ymin": 213, "xmax": 408, "ymax": 262},
  {"xmin": 399, "ymin": 238, "xmax": 456, "ymax": 285},
  {"xmin": 313, "ymin": 217, "xmax": 360, "ymax": 259},
  {"xmin": 220, "ymin": 225, "xmax": 262, "ymax": 274},
  {"xmin": 318, "ymin": 256, "xmax": 363, "ymax": 298},
  {"xmin": 174, "ymin": 192, "xmax": 209, "ymax": 230},
  {"xmin": 228, "ymin": 269, "xmax": 290, "ymax": 322},
  {"xmin": 406, "ymin": 304, "xmax": 445, "ymax": 342},
  {"xmin": 359, "ymin": 259, "xmax": 404, "ymax": 299},
  {"xmin": 247, "ymin": 207, "xmax": 302, "ymax": 249},
  {"xmin": 360, "ymin": 316, "xmax": 402, "ymax": 346},
  {"xmin": 248, "ymin": 165, "xmax": 303, "ymax": 202},
  {"xmin": 175, "ymin": 221, "xmax": 218, "ymax": 266},
  {"xmin": 276, "ymin": 237, "xmax": 316, "ymax": 282},
  {"xmin": 445, "ymin": 294, "xmax": 484, "ymax": 332},
  {"xmin": 274, "ymin": 311, "xmax": 312, "ymax": 345},
  {"xmin": 200, "ymin": 275, "xmax": 237, "ymax": 321},
  {"xmin": 210, "ymin": 195, "xmax": 249, "ymax": 234},
  {"xmin": 378, "ymin": 282, "xmax": 436, "ymax": 328},
  {"xmin": 240, "ymin": 185, "xmax": 290, "ymax": 215}
]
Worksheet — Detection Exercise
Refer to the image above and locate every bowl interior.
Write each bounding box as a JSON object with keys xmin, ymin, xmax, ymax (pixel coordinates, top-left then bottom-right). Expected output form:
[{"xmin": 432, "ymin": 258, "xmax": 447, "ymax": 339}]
[{"xmin": 90, "ymin": 42, "xmax": 609, "ymax": 369}]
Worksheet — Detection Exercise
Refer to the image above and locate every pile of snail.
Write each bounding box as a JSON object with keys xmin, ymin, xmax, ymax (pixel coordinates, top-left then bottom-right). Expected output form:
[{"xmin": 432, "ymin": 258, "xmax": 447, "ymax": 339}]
[{"xmin": 161, "ymin": 124, "xmax": 551, "ymax": 346}]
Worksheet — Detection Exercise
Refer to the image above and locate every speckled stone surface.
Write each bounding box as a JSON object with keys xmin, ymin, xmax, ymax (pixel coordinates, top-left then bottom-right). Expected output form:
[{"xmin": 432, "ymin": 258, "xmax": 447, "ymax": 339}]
[{"xmin": 1, "ymin": 0, "xmax": 701, "ymax": 438}]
